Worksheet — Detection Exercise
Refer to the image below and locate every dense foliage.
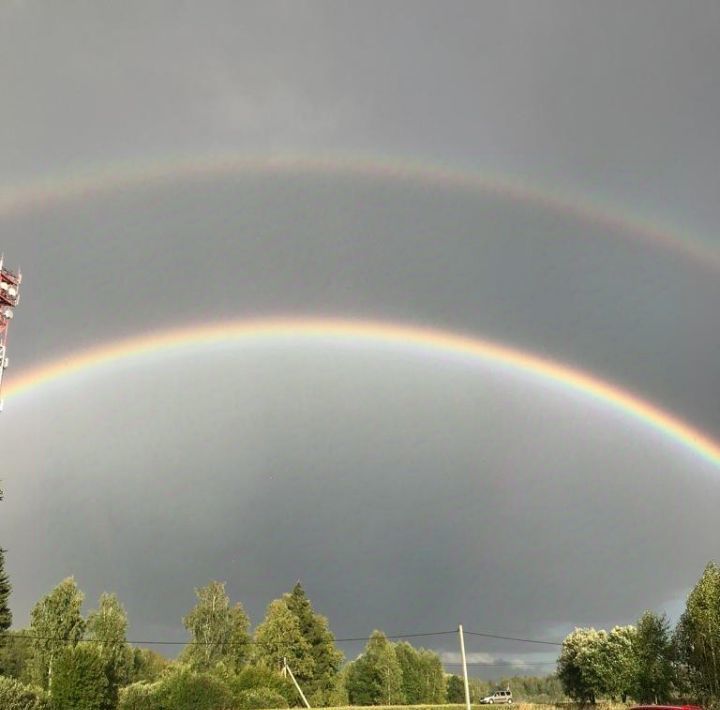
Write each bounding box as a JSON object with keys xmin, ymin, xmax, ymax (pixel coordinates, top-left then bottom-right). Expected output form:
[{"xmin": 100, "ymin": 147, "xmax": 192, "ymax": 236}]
[
  {"xmin": 254, "ymin": 598, "xmax": 315, "ymax": 679},
  {"xmin": 50, "ymin": 643, "xmax": 109, "ymax": 710},
  {"xmin": 236, "ymin": 687, "xmax": 290, "ymax": 709},
  {"xmin": 674, "ymin": 562, "xmax": 720, "ymax": 705},
  {"xmin": 181, "ymin": 581, "xmax": 251, "ymax": 672},
  {"xmin": 0, "ymin": 547, "xmax": 12, "ymax": 636},
  {"xmin": 0, "ymin": 675, "xmax": 48, "ymax": 710},
  {"xmin": 128, "ymin": 647, "xmax": 168, "ymax": 684},
  {"xmin": 346, "ymin": 630, "xmax": 405, "ymax": 705},
  {"xmin": 29, "ymin": 577, "xmax": 85, "ymax": 690},
  {"xmin": 5, "ymin": 562, "xmax": 720, "ymax": 708},
  {"xmin": 557, "ymin": 606, "xmax": 699, "ymax": 705},
  {"xmin": 86, "ymin": 593, "xmax": 132, "ymax": 709},
  {"xmin": 285, "ymin": 582, "xmax": 345, "ymax": 704}
]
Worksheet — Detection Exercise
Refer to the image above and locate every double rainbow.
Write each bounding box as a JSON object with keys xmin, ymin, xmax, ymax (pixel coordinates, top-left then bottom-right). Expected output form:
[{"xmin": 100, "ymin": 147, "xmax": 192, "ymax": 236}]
[{"xmin": 2, "ymin": 154, "xmax": 718, "ymax": 468}]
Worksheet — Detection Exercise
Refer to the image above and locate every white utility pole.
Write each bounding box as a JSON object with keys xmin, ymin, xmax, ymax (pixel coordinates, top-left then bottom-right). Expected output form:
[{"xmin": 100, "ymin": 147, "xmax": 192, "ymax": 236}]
[
  {"xmin": 458, "ymin": 625, "xmax": 472, "ymax": 710},
  {"xmin": 283, "ymin": 657, "xmax": 311, "ymax": 709}
]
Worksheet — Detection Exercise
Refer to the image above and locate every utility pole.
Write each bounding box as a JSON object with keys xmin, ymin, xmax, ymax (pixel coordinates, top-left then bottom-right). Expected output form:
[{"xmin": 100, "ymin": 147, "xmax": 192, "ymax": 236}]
[
  {"xmin": 283, "ymin": 657, "xmax": 311, "ymax": 709},
  {"xmin": 458, "ymin": 625, "xmax": 472, "ymax": 710}
]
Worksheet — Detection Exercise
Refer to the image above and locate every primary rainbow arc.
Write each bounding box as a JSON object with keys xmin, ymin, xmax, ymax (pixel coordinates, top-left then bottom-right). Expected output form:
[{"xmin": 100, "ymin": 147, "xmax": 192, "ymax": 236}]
[{"xmin": 4, "ymin": 317, "xmax": 720, "ymax": 469}]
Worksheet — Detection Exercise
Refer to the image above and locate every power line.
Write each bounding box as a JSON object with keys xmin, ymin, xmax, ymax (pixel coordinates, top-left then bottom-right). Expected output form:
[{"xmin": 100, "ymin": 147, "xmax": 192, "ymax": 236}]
[
  {"xmin": 7, "ymin": 629, "xmax": 460, "ymax": 647},
  {"xmin": 7, "ymin": 628, "xmax": 562, "ymax": 649},
  {"xmin": 339, "ymin": 630, "xmax": 459, "ymax": 642},
  {"xmin": 444, "ymin": 661, "xmax": 557, "ymax": 668},
  {"xmin": 465, "ymin": 630, "xmax": 563, "ymax": 647}
]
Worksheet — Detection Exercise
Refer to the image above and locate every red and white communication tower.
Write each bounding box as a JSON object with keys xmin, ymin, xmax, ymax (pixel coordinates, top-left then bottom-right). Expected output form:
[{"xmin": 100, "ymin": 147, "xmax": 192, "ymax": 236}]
[{"xmin": 0, "ymin": 255, "xmax": 21, "ymax": 412}]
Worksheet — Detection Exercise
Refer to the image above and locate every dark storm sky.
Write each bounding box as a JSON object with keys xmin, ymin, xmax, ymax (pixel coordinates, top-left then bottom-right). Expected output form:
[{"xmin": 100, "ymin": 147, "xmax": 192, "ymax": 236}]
[{"xmin": 1, "ymin": 1, "xmax": 719, "ymax": 675}]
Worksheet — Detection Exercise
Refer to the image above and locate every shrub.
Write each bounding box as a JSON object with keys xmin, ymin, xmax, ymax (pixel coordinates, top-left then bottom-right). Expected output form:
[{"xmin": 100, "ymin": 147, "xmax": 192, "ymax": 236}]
[
  {"xmin": 236, "ymin": 687, "xmax": 289, "ymax": 709},
  {"xmin": 50, "ymin": 644, "xmax": 108, "ymax": 710},
  {"xmin": 233, "ymin": 665, "xmax": 293, "ymax": 694},
  {"xmin": 308, "ymin": 681, "xmax": 349, "ymax": 708},
  {"xmin": 154, "ymin": 666, "xmax": 233, "ymax": 710},
  {"xmin": 0, "ymin": 675, "xmax": 50, "ymax": 710},
  {"xmin": 117, "ymin": 681, "xmax": 163, "ymax": 710},
  {"xmin": 222, "ymin": 665, "xmax": 295, "ymax": 704}
]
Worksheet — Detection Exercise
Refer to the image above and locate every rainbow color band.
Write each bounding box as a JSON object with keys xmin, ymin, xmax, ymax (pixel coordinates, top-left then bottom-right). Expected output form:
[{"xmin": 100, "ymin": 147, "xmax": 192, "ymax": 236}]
[
  {"xmin": 0, "ymin": 153, "xmax": 717, "ymax": 273},
  {"xmin": 5, "ymin": 317, "xmax": 720, "ymax": 469}
]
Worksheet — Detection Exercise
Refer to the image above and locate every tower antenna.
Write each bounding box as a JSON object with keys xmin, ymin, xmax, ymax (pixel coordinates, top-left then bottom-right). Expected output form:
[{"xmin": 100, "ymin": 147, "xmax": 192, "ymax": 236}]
[{"xmin": 0, "ymin": 259, "xmax": 22, "ymax": 411}]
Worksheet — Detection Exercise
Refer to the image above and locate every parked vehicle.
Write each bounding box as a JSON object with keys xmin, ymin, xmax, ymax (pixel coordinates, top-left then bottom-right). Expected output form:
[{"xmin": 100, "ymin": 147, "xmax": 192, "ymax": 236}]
[{"xmin": 480, "ymin": 689, "xmax": 513, "ymax": 704}]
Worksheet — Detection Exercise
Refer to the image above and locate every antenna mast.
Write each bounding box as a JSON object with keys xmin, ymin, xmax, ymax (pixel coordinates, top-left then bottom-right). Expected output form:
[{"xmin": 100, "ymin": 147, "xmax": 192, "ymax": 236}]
[{"xmin": 0, "ymin": 256, "xmax": 22, "ymax": 411}]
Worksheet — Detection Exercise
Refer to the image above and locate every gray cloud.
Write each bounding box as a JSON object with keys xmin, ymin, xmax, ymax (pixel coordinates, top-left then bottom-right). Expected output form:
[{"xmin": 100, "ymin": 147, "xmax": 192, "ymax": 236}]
[
  {"xmin": 2, "ymin": 2, "xmax": 720, "ymax": 231},
  {"xmin": 1, "ymin": 341, "xmax": 719, "ymax": 667},
  {"xmin": 0, "ymin": 0, "xmax": 719, "ymax": 676}
]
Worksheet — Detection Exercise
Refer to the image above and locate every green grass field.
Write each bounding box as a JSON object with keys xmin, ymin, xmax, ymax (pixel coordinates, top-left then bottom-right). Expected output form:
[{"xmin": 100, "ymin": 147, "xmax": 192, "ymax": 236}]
[{"xmin": 306, "ymin": 704, "xmax": 631, "ymax": 710}]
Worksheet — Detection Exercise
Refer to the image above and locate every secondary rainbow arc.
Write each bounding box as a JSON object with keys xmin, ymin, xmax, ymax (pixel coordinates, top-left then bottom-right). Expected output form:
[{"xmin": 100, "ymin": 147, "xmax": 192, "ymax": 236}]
[
  {"xmin": 4, "ymin": 317, "xmax": 720, "ymax": 469},
  {"xmin": 0, "ymin": 153, "xmax": 718, "ymax": 273}
]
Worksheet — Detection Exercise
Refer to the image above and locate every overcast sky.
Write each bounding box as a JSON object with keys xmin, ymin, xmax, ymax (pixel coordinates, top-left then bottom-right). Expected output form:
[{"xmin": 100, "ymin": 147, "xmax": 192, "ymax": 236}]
[{"xmin": 1, "ymin": 1, "xmax": 719, "ymax": 677}]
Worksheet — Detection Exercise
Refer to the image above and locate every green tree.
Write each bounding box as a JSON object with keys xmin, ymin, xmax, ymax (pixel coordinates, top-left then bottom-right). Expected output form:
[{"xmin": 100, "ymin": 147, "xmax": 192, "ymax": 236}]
[
  {"xmin": 395, "ymin": 642, "xmax": 424, "ymax": 704},
  {"xmin": 29, "ymin": 578, "xmax": 85, "ymax": 691},
  {"xmin": 254, "ymin": 599, "xmax": 314, "ymax": 679},
  {"xmin": 346, "ymin": 630, "xmax": 405, "ymax": 705},
  {"xmin": 446, "ymin": 674, "xmax": 465, "ymax": 703},
  {"xmin": 228, "ymin": 603, "xmax": 252, "ymax": 672},
  {"xmin": 129, "ymin": 647, "xmax": 168, "ymax": 684},
  {"xmin": 284, "ymin": 582, "xmax": 343, "ymax": 701},
  {"xmin": 418, "ymin": 648, "xmax": 446, "ymax": 703},
  {"xmin": 86, "ymin": 593, "xmax": 132, "ymax": 709},
  {"xmin": 675, "ymin": 562, "xmax": 720, "ymax": 704},
  {"xmin": 633, "ymin": 611, "xmax": 674, "ymax": 703},
  {"xmin": 557, "ymin": 628, "xmax": 608, "ymax": 704},
  {"xmin": 325, "ymin": 665, "xmax": 350, "ymax": 707},
  {"xmin": 393, "ymin": 643, "xmax": 444, "ymax": 703},
  {"xmin": 0, "ymin": 630, "xmax": 34, "ymax": 682},
  {"xmin": 181, "ymin": 580, "xmax": 251, "ymax": 671},
  {"xmin": 601, "ymin": 625, "xmax": 638, "ymax": 702},
  {"xmin": 50, "ymin": 643, "xmax": 109, "ymax": 710}
]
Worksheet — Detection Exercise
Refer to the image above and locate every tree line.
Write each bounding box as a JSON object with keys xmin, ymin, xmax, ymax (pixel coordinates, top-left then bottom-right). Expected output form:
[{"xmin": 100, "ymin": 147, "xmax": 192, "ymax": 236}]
[
  {"xmin": 0, "ymin": 575, "xmax": 488, "ymax": 710},
  {"xmin": 557, "ymin": 562, "xmax": 720, "ymax": 707},
  {"xmin": 9, "ymin": 498, "xmax": 720, "ymax": 708}
]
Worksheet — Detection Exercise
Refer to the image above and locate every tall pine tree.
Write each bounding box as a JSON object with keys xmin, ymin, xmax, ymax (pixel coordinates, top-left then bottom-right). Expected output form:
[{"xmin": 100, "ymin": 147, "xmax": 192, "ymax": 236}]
[
  {"xmin": 254, "ymin": 598, "xmax": 314, "ymax": 678},
  {"xmin": 284, "ymin": 582, "xmax": 343, "ymax": 700}
]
